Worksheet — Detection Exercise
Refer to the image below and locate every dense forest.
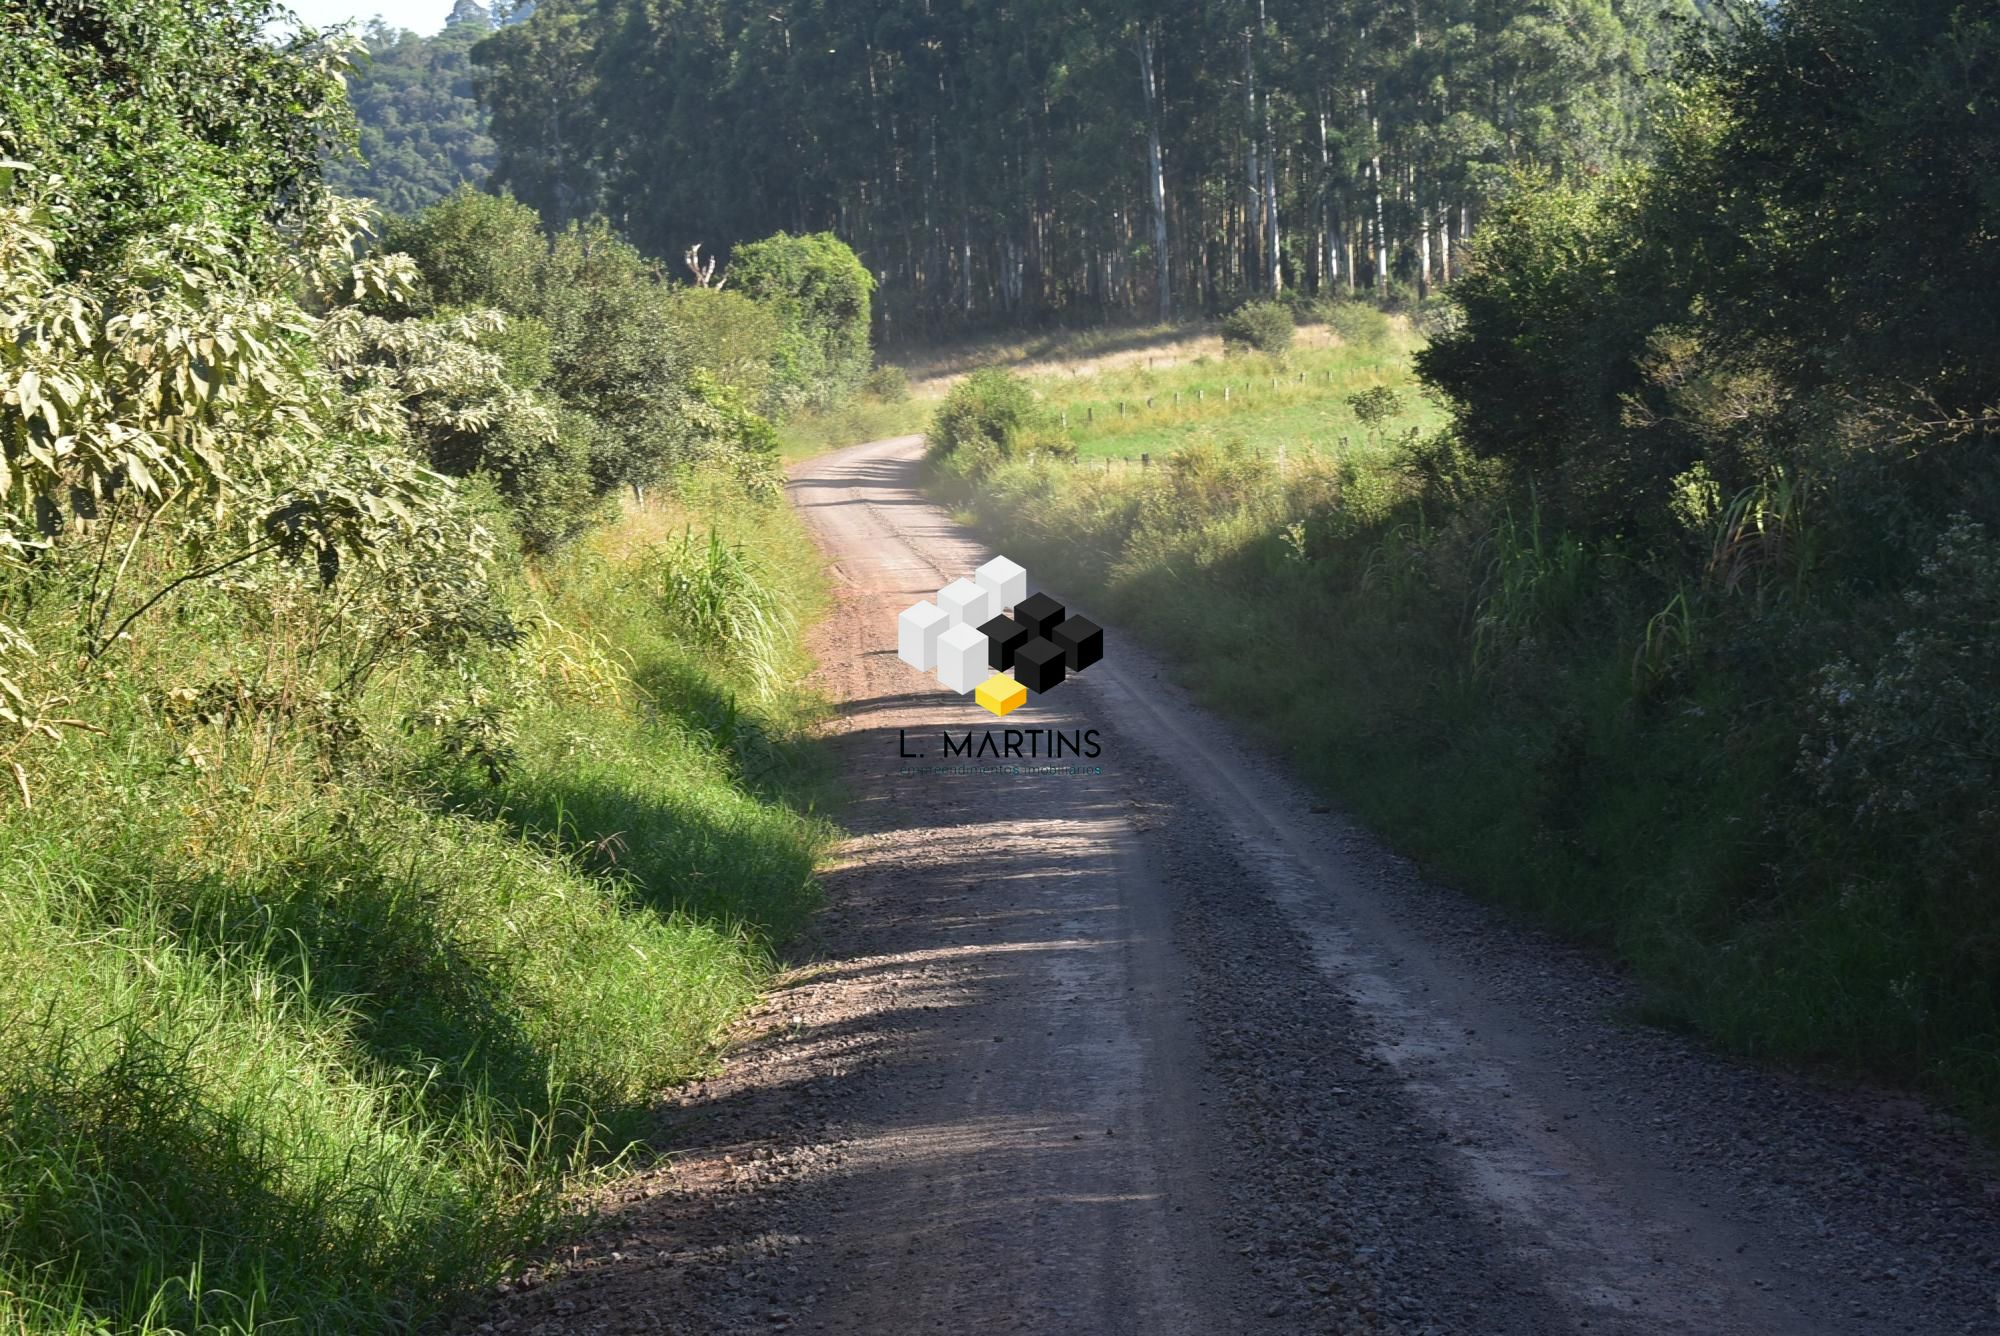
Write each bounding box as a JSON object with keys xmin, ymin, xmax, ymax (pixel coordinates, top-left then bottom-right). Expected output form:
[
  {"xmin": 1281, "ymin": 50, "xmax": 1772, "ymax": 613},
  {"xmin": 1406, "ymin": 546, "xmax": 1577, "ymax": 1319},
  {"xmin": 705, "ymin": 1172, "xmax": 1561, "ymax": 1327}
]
[
  {"xmin": 325, "ymin": 9, "xmax": 498, "ymax": 212},
  {"xmin": 323, "ymin": 0, "xmax": 510, "ymax": 213},
  {"xmin": 476, "ymin": 0, "xmax": 1711, "ymax": 332}
]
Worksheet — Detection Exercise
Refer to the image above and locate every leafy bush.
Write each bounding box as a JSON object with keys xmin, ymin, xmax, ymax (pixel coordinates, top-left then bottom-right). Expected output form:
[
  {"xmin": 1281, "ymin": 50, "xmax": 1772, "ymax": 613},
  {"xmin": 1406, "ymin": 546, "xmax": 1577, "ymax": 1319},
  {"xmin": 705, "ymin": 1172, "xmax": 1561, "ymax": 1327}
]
[
  {"xmin": 1801, "ymin": 517, "xmax": 2000, "ymax": 875},
  {"xmin": 728, "ymin": 231, "xmax": 875, "ymax": 412},
  {"xmin": 1323, "ymin": 297, "xmax": 1390, "ymax": 351},
  {"xmin": 664, "ymin": 286, "xmax": 785, "ymax": 408},
  {"xmin": 864, "ymin": 363, "xmax": 911, "ymax": 402},
  {"xmin": 1414, "ymin": 172, "xmax": 1673, "ymax": 532},
  {"xmin": 1221, "ymin": 300, "xmax": 1295, "ymax": 356},
  {"xmin": 380, "ymin": 186, "xmax": 546, "ymax": 315},
  {"xmin": 924, "ymin": 369, "xmax": 1073, "ymax": 478},
  {"xmin": 682, "ymin": 371, "xmax": 784, "ymax": 497},
  {"xmin": 386, "ymin": 192, "xmax": 794, "ymax": 545},
  {"xmin": 0, "ymin": 0, "xmax": 351, "ymax": 272},
  {"xmin": 534, "ymin": 219, "xmax": 694, "ymax": 491}
]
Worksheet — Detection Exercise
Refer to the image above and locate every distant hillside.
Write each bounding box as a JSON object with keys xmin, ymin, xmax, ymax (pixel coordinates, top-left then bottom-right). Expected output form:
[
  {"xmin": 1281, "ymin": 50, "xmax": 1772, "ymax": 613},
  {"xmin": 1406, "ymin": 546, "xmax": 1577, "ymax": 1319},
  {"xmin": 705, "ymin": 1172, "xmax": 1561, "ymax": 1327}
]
[{"xmin": 326, "ymin": 1, "xmax": 515, "ymax": 214}]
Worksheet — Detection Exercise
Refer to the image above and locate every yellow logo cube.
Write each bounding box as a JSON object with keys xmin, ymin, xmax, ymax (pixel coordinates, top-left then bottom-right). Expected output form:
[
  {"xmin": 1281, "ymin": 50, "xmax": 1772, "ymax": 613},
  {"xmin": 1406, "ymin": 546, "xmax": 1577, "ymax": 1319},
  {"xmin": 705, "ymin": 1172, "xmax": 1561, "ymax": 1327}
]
[{"xmin": 975, "ymin": 673, "xmax": 1027, "ymax": 718}]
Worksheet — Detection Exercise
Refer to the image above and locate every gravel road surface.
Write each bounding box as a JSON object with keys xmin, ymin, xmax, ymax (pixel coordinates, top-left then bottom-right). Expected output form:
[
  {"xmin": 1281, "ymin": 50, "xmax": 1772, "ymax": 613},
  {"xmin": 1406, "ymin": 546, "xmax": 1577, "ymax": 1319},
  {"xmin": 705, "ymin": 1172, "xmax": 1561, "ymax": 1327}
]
[{"xmin": 469, "ymin": 435, "xmax": 2000, "ymax": 1336}]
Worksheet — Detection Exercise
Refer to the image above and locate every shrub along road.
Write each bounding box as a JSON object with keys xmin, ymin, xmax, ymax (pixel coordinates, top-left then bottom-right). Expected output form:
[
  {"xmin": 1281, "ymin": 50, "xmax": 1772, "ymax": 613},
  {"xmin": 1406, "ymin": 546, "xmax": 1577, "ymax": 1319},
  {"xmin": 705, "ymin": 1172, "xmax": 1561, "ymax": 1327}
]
[{"xmin": 471, "ymin": 435, "xmax": 2000, "ymax": 1335}]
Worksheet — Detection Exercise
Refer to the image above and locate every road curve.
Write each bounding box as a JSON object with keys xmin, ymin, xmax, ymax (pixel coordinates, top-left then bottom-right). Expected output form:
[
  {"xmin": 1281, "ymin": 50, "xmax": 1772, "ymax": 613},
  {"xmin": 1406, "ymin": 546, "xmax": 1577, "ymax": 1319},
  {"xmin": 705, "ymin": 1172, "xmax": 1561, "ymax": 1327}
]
[{"xmin": 470, "ymin": 434, "xmax": 2000, "ymax": 1336}]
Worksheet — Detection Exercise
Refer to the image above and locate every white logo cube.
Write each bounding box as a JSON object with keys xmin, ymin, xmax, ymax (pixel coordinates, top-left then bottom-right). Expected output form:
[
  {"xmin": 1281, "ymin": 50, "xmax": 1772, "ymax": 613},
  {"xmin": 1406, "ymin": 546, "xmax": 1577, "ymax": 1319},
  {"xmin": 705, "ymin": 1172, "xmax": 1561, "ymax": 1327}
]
[
  {"xmin": 935, "ymin": 622, "xmax": 989, "ymax": 694},
  {"xmin": 975, "ymin": 555, "xmax": 1027, "ymax": 610},
  {"xmin": 937, "ymin": 577, "xmax": 995, "ymax": 628},
  {"xmin": 897, "ymin": 600, "xmax": 951, "ymax": 671}
]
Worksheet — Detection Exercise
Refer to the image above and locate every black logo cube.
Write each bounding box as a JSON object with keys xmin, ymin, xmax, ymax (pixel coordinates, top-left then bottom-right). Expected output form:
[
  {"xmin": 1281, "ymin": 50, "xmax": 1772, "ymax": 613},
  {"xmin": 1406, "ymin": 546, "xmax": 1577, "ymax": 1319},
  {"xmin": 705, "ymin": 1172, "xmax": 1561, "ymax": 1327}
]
[
  {"xmin": 1013, "ymin": 636, "xmax": 1067, "ymax": 694},
  {"xmin": 1051, "ymin": 616, "xmax": 1103, "ymax": 672},
  {"xmin": 980, "ymin": 614, "xmax": 1030, "ymax": 670},
  {"xmin": 1015, "ymin": 592, "xmax": 1065, "ymax": 641}
]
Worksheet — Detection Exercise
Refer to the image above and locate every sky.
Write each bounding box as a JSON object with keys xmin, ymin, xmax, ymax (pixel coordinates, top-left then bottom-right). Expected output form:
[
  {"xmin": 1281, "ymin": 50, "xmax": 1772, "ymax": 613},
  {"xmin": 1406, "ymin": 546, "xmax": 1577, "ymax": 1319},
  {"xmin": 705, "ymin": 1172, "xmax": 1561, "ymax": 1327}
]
[{"xmin": 282, "ymin": 0, "xmax": 457, "ymax": 35}]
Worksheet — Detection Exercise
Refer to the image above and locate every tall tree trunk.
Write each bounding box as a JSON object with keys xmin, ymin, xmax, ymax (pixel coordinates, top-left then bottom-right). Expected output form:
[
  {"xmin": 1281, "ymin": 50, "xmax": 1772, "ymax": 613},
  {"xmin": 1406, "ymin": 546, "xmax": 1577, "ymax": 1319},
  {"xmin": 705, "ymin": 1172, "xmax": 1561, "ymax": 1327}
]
[
  {"xmin": 962, "ymin": 222, "xmax": 973, "ymax": 315},
  {"xmin": 1437, "ymin": 199, "xmax": 1450, "ymax": 284},
  {"xmin": 1243, "ymin": 25, "xmax": 1261, "ymax": 293},
  {"xmin": 1318, "ymin": 101, "xmax": 1336, "ymax": 295},
  {"xmin": 1418, "ymin": 203, "xmax": 1431, "ymax": 300},
  {"xmin": 1363, "ymin": 85, "xmax": 1388, "ymax": 299},
  {"xmin": 1136, "ymin": 23, "xmax": 1171, "ymax": 321},
  {"xmin": 1371, "ymin": 148, "xmax": 1388, "ymax": 296},
  {"xmin": 1263, "ymin": 91, "xmax": 1282, "ymax": 295}
]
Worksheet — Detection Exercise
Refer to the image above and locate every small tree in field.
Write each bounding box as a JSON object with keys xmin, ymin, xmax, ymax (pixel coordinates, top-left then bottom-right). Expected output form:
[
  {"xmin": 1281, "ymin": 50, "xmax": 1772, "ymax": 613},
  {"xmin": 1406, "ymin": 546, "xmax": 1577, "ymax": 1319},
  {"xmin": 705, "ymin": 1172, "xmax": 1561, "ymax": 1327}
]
[{"xmin": 1348, "ymin": 386, "xmax": 1403, "ymax": 428}]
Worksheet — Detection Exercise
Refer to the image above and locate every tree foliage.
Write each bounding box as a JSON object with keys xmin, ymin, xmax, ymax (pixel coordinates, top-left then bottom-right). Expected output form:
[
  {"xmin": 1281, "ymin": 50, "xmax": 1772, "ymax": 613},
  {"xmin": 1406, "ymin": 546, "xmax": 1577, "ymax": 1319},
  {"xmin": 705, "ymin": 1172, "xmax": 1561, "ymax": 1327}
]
[
  {"xmin": 1412, "ymin": 0, "xmax": 2000, "ymax": 923},
  {"xmin": 0, "ymin": 7, "xmax": 552, "ymax": 784},
  {"xmin": 380, "ymin": 189, "xmax": 806, "ymax": 543},
  {"xmin": 0, "ymin": 0, "xmax": 353, "ymax": 271},
  {"xmin": 1420, "ymin": 0, "xmax": 2000, "ymax": 536},
  {"xmin": 728, "ymin": 231, "xmax": 875, "ymax": 411}
]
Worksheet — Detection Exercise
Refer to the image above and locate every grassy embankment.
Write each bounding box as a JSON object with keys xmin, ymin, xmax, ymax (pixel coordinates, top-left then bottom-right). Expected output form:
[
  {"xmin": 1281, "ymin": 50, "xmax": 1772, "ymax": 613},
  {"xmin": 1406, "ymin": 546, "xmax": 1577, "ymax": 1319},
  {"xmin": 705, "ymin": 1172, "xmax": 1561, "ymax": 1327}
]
[
  {"xmin": 782, "ymin": 317, "xmax": 1438, "ymax": 464},
  {"xmin": 931, "ymin": 326, "xmax": 2000, "ymax": 1138},
  {"xmin": 0, "ymin": 480, "xmax": 832, "ymax": 1333}
]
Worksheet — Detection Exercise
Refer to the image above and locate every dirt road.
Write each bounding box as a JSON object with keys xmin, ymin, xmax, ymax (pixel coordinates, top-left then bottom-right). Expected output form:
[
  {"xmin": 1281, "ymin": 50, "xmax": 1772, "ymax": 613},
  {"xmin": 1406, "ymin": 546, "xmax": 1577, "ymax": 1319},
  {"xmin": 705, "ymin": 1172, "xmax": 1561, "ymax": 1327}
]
[{"xmin": 472, "ymin": 435, "xmax": 2000, "ymax": 1336}]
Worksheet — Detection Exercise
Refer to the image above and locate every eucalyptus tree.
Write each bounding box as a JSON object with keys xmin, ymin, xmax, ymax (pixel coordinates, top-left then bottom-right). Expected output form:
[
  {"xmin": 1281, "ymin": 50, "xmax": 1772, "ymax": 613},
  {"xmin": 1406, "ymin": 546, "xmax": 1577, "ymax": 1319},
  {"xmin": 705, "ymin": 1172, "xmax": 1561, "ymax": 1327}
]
[{"xmin": 475, "ymin": 0, "xmax": 1696, "ymax": 331}]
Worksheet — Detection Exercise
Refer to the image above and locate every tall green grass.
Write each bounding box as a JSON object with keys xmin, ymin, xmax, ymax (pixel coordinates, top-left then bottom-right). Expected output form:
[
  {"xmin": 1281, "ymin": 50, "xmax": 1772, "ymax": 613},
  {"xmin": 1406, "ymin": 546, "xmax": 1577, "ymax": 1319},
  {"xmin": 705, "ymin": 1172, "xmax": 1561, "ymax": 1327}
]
[
  {"xmin": 1026, "ymin": 333, "xmax": 1441, "ymax": 460},
  {"xmin": 774, "ymin": 392, "xmax": 932, "ymax": 461},
  {"xmin": 0, "ymin": 480, "xmax": 832, "ymax": 1332}
]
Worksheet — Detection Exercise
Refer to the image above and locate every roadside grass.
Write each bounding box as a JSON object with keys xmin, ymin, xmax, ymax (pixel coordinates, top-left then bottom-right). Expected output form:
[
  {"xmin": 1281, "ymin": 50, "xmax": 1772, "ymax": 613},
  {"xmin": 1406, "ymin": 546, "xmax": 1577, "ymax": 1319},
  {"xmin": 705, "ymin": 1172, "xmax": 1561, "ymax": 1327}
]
[
  {"xmin": 0, "ymin": 478, "xmax": 834, "ymax": 1332},
  {"xmin": 939, "ymin": 429, "xmax": 2000, "ymax": 1141},
  {"xmin": 775, "ymin": 391, "xmax": 933, "ymax": 461}
]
